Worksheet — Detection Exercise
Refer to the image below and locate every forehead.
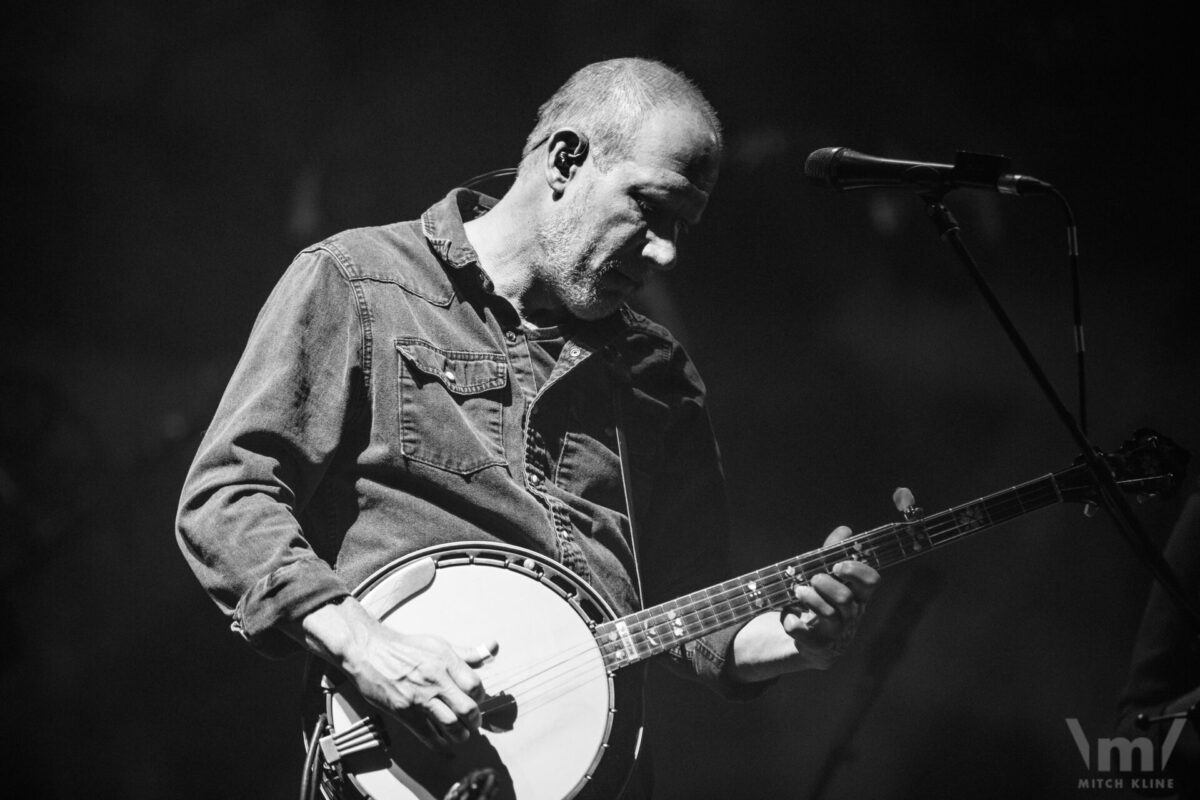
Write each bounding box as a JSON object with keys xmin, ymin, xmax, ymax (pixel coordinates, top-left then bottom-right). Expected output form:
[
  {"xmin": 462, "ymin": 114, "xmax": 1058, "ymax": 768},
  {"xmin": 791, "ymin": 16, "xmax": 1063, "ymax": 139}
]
[{"xmin": 609, "ymin": 107, "xmax": 720, "ymax": 211}]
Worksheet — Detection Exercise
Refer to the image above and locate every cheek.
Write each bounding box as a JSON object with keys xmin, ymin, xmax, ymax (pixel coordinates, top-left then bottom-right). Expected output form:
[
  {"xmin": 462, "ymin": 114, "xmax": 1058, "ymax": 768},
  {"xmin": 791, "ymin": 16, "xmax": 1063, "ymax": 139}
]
[
  {"xmin": 597, "ymin": 218, "xmax": 645, "ymax": 260},
  {"xmin": 573, "ymin": 228, "xmax": 622, "ymax": 268}
]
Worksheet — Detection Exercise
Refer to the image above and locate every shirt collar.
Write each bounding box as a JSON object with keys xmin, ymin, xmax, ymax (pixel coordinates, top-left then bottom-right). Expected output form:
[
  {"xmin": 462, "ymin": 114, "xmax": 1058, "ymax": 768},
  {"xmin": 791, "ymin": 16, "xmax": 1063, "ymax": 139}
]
[
  {"xmin": 419, "ymin": 187, "xmax": 632, "ymax": 343},
  {"xmin": 420, "ymin": 188, "xmax": 497, "ymax": 271}
]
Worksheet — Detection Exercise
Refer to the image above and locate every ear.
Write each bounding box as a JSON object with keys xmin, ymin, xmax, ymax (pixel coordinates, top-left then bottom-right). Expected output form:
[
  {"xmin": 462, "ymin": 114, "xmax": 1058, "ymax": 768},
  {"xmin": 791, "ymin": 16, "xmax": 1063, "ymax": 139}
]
[{"xmin": 544, "ymin": 129, "xmax": 590, "ymax": 195}]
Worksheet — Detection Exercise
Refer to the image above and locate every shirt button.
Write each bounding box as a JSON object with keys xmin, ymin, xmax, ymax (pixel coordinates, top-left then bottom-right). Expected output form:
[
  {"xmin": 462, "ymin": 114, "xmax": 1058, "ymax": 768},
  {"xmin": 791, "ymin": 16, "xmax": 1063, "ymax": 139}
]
[
  {"xmin": 568, "ymin": 346, "xmax": 582, "ymax": 359},
  {"xmin": 504, "ymin": 330, "xmax": 518, "ymax": 344},
  {"xmin": 528, "ymin": 473, "xmax": 541, "ymax": 486},
  {"xmin": 443, "ymin": 368, "xmax": 456, "ymax": 383}
]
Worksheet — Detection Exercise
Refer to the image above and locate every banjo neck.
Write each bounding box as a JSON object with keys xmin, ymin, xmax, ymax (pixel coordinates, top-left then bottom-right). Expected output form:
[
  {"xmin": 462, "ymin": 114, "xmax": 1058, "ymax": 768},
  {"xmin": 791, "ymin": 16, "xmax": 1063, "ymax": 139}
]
[
  {"xmin": 595, "ymin": 469, "xmax": 1074, "ymax": 672},
  {"xmin": 592, "ymin": 427, "xmax": 1189, "ymax": 672},
  {"xmin": 306, "ymin": 430, "xmax": 1184, "ymax": 800}
]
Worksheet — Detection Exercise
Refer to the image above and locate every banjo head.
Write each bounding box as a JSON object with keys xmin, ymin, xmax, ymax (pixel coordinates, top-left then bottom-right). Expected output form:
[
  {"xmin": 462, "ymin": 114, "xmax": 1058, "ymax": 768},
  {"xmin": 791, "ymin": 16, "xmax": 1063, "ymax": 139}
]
[{"xmin": 322, "ymin": 542, "xmax": 642, "ymax": 800}]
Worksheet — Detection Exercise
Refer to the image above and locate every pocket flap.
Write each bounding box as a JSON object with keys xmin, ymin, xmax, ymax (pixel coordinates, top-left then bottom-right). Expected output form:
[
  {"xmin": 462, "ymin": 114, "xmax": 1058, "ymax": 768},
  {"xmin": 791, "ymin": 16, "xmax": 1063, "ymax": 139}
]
[{"xmin": 397, "ymin": 339, "xmax": 507, "ymax": 394}]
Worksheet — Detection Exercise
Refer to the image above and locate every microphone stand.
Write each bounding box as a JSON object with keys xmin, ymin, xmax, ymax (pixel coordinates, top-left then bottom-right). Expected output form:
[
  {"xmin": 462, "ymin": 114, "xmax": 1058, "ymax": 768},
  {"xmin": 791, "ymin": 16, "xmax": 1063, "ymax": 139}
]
[{"xmin": 921, "ymin": 195, "xmax": 1200, "ymax": 637}]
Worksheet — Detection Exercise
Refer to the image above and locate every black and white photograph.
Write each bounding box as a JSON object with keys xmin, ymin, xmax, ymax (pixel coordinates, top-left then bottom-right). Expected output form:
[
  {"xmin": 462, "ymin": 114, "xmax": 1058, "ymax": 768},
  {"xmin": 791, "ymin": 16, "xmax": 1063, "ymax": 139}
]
[{"xmin": 3, "ymin": 2, "xmax": 1196, "ymax": 798}]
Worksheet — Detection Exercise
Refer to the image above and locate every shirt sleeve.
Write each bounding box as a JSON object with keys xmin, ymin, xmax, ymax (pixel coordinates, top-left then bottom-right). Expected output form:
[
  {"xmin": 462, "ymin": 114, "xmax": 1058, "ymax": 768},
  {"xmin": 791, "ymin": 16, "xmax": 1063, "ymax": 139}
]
[
  {"xmin": 175, "ymin": 248, "xmax": 363, "ymax": 657},
  {"xmin": 638, "ymin": 340, "xmax": 776, "ymax": 700}
]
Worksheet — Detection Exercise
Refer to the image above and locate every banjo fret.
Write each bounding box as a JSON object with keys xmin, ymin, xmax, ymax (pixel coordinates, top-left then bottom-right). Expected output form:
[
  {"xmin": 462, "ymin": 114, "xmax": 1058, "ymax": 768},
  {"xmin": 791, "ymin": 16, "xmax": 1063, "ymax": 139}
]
[{"xmin": 597, "ymin": 473, "xmax": 1073, "ymax": 672}]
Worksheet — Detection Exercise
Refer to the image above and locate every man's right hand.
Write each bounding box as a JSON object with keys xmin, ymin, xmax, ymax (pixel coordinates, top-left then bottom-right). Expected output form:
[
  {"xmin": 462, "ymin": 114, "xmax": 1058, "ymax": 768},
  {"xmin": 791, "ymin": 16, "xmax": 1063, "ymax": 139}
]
[{"xmin": 293, "ymin": 597, "xmax": 499, "ymax": 745}]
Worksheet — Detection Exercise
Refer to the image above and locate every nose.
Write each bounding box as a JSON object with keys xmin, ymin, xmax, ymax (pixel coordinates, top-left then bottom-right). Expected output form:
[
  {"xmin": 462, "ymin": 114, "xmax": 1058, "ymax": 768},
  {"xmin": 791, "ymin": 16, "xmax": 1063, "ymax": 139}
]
[{"xmin": 642, "ymin": 229, "xmax": 677, "ymax": 272}]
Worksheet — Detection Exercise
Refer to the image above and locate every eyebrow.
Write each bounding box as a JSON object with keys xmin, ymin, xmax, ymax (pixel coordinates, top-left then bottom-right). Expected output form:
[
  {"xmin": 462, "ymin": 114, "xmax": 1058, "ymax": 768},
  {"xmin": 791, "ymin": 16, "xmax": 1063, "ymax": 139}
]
[{"xmin": 636, "ymin": 172, "xmax": 710, "ymax": 220}]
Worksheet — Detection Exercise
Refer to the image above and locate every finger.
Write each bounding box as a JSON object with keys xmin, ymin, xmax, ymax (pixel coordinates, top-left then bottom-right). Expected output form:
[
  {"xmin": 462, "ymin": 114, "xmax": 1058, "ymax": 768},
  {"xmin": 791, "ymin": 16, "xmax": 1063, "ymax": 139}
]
[
  {"xmin": 791, "ymin": 583, "xmax": 839, "ymax": 621},
  {"xmin": 448, "ymin": 656, "xmax": 487, "ymax": 705},
  {"xmin": 801, "ymin": 573, "xmax": 867, "ymax": 632},
  {"xmin": 426, "ymin": 696, "xmax": 472, "ymax": 744},
  {"xmin": 809, "ymin": 572, "xmax": 855, "ymax": 609},
  {"xmin": 831, "ymin": 560, "xmax": 881, "ymax": 602},
  {"xmin": 780, "ymin": 605, "xmax": 823, "ymax": 637},
  {"xmin": 436, "ymin": 676, "xmax": 482, "ymax": 734},
  {"xmin": 457, "ymin": 639, "xmax": 500, "ymax": 668},
  {"xmin": 822, "ymin": 525, "xmax": 853, "ymax": 546}
]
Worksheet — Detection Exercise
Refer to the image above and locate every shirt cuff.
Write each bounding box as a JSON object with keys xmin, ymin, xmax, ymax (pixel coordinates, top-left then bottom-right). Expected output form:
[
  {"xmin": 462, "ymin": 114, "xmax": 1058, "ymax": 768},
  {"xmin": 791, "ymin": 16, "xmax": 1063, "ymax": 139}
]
[
  {"xmin": 687, "ymin": 622, "xmax": 779, "ymax": 701},
  {"xmin": 232, "ymin": 557, "xmax": 350, "ymax": 658}
]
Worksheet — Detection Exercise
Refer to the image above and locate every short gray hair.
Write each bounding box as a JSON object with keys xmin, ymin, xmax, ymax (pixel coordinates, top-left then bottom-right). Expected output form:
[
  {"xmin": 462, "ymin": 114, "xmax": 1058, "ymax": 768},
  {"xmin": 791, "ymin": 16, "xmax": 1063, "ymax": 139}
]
[{"xmin": 521, "ymin": 58, "xmax": 722, "ymax": 171}]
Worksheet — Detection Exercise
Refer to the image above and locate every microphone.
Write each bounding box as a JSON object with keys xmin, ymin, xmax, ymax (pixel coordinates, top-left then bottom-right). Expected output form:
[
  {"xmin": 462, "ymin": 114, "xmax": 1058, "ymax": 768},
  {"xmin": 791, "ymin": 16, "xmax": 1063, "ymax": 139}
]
[{"xmin": 804, "ymin": 147, "xmax": 1053, "ymax": 196}]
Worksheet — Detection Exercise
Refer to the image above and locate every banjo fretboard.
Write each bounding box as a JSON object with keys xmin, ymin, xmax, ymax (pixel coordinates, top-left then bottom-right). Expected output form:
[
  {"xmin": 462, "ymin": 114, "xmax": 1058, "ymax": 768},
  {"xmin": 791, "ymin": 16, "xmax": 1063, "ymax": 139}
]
[{"xmin": 594, "ymin": 469, "xmax": 1071, "ymax": 671}]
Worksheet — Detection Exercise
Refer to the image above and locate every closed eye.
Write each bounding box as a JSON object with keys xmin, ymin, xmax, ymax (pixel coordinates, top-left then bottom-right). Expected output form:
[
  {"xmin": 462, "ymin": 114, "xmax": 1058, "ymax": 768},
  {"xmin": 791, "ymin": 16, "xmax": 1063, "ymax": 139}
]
[{"xmin": 634, "ymin": 195, "xmax": 688, "ymax": 242}]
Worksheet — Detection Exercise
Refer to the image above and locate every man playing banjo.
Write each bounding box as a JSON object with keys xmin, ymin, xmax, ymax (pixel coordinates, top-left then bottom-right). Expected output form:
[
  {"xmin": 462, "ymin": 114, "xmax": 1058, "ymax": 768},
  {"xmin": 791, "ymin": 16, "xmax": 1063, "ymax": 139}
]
[{"xmin": 176, "ymin": 57, "xmax": 879, "ymax": 799}]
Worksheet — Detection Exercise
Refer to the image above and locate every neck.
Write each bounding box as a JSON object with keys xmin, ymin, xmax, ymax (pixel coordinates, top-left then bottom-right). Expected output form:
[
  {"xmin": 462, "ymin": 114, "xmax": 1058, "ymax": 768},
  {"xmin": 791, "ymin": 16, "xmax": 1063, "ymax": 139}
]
[{"xmin": 463, "ymin": 184, "xmax": 565, "ymax": 325}]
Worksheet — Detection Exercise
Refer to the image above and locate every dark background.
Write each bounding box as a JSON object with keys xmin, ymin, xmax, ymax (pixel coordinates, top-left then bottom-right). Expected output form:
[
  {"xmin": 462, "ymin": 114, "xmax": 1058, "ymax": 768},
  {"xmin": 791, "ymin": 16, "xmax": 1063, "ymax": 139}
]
[{"xmin": 3, "ymin": 1, "xmax": 1195, "ymax": 797}]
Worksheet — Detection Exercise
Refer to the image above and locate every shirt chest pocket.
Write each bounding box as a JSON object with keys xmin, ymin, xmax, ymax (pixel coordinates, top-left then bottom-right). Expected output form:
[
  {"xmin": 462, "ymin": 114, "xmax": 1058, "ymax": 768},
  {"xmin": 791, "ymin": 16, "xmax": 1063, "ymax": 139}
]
[{"xmin": 396, "ymin": 338, "xmax": 508, "ymax": 474}]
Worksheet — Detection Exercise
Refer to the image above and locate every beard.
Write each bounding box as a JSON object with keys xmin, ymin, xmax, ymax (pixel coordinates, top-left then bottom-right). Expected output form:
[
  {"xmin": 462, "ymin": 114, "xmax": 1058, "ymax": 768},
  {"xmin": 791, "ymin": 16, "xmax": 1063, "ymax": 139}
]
[{"xmin": 534, "ymin": 186, "xmax": 629, "ymax": 321}]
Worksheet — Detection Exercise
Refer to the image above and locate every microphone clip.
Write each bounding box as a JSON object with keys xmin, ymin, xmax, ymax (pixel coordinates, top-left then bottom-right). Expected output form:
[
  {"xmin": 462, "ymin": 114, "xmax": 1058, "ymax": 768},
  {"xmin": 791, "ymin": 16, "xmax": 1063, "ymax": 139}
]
[
  {"xmin": 909, "ymin": 151, "xmax": 1015, "ymax": 201},
  {"xmin": 940, "ymin": 152, "xmax": 1013, "ymax": 199}
]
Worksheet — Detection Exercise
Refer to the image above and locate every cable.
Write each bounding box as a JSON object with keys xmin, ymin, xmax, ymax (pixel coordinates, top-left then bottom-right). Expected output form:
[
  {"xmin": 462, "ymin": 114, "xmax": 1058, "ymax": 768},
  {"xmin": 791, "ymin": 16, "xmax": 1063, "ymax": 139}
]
[
  {"xmin": 458, "ymin": 167, "xmax": 518, "ymax": 191},
  {"xmin": 299, "ymin": 713, "xmax": 327, "ymax": 800}
]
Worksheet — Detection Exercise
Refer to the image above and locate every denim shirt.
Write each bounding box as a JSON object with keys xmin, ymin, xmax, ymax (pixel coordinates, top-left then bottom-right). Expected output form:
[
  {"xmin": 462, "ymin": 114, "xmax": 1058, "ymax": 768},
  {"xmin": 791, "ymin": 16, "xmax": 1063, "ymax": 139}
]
[{"xmin": 176, "ymin": 189, "xmax": 756, "ymax": 696}]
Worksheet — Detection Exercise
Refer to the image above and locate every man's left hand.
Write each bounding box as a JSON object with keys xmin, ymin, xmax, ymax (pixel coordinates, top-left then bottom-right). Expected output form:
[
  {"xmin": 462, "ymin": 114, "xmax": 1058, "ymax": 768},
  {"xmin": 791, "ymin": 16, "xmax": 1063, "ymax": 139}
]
[
  {"xmin": 779, "ymin": 525, "xmax": 879, "ymax": 670},
  {"xmin": 729, "ymin": 525, "xmax": 880, "ymax": 682}
]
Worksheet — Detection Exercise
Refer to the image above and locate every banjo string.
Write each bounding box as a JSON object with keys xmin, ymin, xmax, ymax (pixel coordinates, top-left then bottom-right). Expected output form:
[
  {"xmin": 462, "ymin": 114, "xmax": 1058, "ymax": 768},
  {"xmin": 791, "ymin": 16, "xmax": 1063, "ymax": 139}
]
[
  {"xmin": 480, "ymin": 498, "xmax": 1019, "ymax": 712},
  {"xmin": 476, "ymin": 528, "xmax": 939, "ymax": 714}
]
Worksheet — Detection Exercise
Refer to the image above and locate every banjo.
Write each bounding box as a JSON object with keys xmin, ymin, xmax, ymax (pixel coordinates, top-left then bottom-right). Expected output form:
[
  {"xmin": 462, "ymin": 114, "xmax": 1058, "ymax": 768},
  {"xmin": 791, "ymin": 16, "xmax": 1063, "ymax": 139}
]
[{"xmin": 305, "ymin": 429, "xmax": 1187, "ymax": 800}]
